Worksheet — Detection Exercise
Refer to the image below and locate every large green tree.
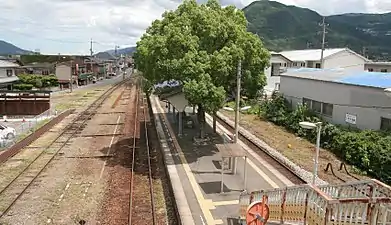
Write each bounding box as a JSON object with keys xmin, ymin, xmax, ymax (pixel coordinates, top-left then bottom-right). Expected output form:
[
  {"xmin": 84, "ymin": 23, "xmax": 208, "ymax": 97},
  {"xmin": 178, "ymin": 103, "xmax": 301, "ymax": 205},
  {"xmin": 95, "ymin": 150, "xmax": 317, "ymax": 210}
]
[{"xmin": 134, "ymin": 0, "xmax": 270, "ymax": 137}]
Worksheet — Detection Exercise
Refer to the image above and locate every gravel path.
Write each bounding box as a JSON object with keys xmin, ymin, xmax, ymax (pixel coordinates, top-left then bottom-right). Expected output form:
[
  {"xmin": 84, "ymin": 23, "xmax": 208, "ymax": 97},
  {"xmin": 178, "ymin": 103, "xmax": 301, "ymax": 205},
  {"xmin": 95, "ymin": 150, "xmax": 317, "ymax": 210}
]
[{"xmin": 0, "ymin": 81, "xmax": 126, "ymax": 225}]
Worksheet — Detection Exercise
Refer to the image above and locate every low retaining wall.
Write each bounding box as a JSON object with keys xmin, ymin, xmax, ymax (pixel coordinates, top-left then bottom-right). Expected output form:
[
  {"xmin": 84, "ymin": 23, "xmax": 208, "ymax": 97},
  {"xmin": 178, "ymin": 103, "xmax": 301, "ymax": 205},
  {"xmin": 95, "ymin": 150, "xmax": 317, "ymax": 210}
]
[{"xmin": 0, "ymin": 109, "xmax": 75, "ymax": 164}]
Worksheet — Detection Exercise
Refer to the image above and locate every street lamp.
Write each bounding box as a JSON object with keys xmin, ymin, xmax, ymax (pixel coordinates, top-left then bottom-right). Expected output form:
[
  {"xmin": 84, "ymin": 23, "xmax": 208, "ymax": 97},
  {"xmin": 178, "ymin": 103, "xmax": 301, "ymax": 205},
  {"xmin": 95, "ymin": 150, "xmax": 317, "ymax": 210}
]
[
  {"xmin": 384, "ymin": 88, "xmax": 391, "ymax": 98},
  {"xmin": 299, "ymin": 121, "xmax": 322, "ymax": 185},
  {"xmin": 223, "ymin": 106, "xmax": 251, "ymax": 112}
]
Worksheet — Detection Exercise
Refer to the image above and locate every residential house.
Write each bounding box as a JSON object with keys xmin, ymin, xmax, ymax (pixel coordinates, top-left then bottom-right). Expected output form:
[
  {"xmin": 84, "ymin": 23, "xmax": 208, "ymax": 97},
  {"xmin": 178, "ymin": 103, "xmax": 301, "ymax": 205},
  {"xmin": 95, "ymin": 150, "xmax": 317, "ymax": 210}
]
[
  {"xmin": 22, "ymin": 62, "xmax": 55, "ymax": 75},
  {"xmin": 264, "ymin": 48, "xmax": 369, "ymax": 94},
  {"xmin": 84, "ymin": 57, "xmax": 106, "ymax": 79},
  {"xmin": 365, "ymin": 62, "xmax": 391, "ymax": 73},
  {"xmin": 0, "ymin": 56, "xmax": 24, "ymax": 75},
  {"xmin": 94, "ymin": 52, "xmax": 117, "ymax": 76},
  {"xmin": 279, "ymin": 68, "xmax": 391, "ymax": 131},
  {"xmin": 55, "ymin": 62, "xmax": 78, "ymax": 89},
  {"xmin": 0, "ymin": 60, "xmax": 20, "ymax": 90}
]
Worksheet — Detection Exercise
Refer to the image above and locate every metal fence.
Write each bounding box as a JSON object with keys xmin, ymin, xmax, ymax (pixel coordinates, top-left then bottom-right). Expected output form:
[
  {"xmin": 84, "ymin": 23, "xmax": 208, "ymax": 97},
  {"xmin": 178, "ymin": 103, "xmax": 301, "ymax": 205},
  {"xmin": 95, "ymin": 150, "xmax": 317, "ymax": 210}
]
[{"xmin": 0, "ymin": 107, "xmax": 57, "ymax": 149}]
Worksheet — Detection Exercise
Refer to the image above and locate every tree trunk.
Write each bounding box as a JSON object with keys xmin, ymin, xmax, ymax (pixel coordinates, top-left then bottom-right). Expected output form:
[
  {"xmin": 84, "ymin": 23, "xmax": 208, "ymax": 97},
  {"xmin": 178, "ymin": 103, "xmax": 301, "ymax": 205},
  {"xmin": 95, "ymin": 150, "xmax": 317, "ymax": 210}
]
[
  {"xmin": 212, "ymin": 112, "xmax": 217, "ymax": 133},
  {"xmin": 197, "ymin": 104, "xmax": 205, "ymax": 139}
]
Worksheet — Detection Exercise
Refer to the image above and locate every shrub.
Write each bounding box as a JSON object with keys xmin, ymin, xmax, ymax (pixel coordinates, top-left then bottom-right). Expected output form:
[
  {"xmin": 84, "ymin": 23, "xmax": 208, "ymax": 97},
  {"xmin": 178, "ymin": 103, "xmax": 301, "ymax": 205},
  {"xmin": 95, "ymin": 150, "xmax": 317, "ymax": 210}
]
[
  {"xmin": 261, "ymin": 91, "xmax": 391, "ymax": 184},
  {"xmin": 13, "ymin": 83, "xmax": 34, "ymax": 91}
]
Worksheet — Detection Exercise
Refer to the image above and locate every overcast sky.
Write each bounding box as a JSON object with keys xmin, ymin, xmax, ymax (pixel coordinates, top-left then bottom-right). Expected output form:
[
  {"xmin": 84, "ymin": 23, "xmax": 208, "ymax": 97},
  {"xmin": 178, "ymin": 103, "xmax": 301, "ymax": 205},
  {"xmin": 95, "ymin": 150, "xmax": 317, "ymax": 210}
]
[{"xmin": 1, "ymin": 0, "xmax": 390, "ymax": 55}]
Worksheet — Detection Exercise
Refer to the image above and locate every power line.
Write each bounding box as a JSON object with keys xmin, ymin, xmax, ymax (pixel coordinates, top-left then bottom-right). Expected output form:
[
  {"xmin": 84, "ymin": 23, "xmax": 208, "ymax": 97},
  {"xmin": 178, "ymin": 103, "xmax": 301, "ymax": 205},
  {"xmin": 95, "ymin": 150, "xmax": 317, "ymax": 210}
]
[
  {"xmin": 1, "ymin": 27, "xmax": 124, "ymax": 47},
  {"xmin": 0, "ymin": 17, "xmax": 86, "ymax": 31}
]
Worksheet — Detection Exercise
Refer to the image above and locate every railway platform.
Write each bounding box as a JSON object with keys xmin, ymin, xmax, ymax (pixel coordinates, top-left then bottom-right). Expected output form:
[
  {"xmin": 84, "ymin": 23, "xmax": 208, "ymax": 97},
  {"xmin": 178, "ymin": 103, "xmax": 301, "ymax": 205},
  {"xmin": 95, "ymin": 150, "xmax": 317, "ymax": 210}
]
[{"xmin": 150, "ymin": 95, "xmax": 296, "ymax": 225}]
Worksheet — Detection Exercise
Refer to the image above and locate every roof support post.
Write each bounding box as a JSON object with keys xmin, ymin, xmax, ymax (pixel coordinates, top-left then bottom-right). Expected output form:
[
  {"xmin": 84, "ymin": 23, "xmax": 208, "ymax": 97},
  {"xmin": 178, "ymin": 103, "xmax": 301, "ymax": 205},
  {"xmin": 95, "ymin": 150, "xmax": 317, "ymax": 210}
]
[{"xmin": 178, "ymin": 111, "xmax": 183, "ymax": 137}]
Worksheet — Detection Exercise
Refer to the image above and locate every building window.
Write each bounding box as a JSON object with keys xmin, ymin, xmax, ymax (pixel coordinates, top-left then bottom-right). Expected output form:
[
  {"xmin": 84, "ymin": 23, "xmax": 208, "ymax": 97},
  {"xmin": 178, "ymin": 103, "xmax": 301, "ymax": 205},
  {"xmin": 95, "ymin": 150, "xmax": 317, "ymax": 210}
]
[
  {"xmin": 274, "ymin": 83, "xmax": 280, "ymax": 91},
  {"xmin": 312, "ymin": 100, "xmax": 322, "ymax": 113},
  {"xmin": 301, "ymin": 63, "xmax": 306, "ymax": 67},
  {"xmin": 368, "ymin": 68, "xmax": 374, "ymax": 72},
  {"xmin": 302, "ymin": 98, "xmax": 333, "ymax": 116},
  {"xmin": 380, "ymin": 117, "xmax": 391, "ymax": 131},
  {"xmin": 303, "ymin": 98, "xmax": 312, "ymax": 108},
  {"xmin": 381, "ymin": 69, "xmax": 388, "ymax": 72},
  {"xmin": 6, "ymin": 69, "xmax": 13, "ymax": 77},
  {"xmin": 284, "ymin": 63, "xmax": 287, "ymax": 67},
  {"xmin": 293, "ymin": 62, "xmax": 297, "ymax": 67},
  {"xmin": 271, "ymin": 64, "xmax": 275, "ymax": 76},
  {"xmin": 322, "ymin": 103, "xmax": 333, "ymax": 116},
  {"xmin": 315, "ymin": 63, "xmax": 321, "ymax": 68}
]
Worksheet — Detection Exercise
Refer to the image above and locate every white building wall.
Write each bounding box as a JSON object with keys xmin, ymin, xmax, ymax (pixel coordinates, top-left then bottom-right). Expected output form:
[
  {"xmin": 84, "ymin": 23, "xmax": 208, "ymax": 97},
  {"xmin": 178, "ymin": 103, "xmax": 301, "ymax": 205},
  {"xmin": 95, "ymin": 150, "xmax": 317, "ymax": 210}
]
[
  {"xmin": 280, "ymin": 76, "xmax": 391, "ymax": 130},
  {"xmin": 55, "ymin": 65, "xmax": 71, "ymax": 81},
  {"xmin": 265, "ymin": 55, "xmax": 290, "ymax": 94},
  {"xmin": 323, "ymin": 50, "xmax": 366, "ymax": 71},
  {"xmin": 0, "ymin": 68, "xmax": 15, "ymax": 77}
]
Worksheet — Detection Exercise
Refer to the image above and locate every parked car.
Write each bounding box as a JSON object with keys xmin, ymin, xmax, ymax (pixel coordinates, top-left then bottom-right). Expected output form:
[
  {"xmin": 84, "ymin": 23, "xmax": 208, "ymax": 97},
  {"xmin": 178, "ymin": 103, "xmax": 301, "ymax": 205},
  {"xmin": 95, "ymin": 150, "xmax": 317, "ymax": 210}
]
[{"xmin": 0, "ymin": 124, "xmax": 16, "ymax": 139}]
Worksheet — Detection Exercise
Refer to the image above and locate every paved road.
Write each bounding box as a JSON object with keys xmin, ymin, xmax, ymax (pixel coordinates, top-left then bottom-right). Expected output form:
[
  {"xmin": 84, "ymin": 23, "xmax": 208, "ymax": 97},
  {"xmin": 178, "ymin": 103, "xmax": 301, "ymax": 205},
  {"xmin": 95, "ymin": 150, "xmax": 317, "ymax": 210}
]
[{"xmin": 51, "ymin": 68, "xmax": 132, "ymax": 96}]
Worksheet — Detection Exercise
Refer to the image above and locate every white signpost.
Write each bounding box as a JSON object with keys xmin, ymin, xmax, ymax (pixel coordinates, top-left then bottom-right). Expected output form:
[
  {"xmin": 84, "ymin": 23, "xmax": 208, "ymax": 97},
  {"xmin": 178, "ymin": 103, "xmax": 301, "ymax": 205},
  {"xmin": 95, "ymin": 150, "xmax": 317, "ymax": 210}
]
[{"xmin": 345, "ymin": 113, "xmax": 357, "ymax": 125}]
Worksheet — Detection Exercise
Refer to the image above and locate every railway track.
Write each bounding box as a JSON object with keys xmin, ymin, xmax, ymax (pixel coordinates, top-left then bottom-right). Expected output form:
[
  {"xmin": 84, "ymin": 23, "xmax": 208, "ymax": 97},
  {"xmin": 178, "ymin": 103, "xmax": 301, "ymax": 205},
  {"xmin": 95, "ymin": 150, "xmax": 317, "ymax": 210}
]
[
  {"xmin": 0, "ymin": 79, "xmax": 128, "ymax": 219},
  {"xmin": 129, "ymin": 80, "xmax": 157, "ymax": 225},
  {"xmin": 215, "ymin": 115, "xmax": 307, "ymax": 185}
]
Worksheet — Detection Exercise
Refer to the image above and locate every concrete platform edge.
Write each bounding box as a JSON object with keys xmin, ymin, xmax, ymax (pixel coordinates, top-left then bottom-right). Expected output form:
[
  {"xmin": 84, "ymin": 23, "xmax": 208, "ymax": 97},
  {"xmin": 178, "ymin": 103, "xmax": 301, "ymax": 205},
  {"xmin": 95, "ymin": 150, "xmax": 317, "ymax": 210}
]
[{"xmin": 150, "ymin": 95, "xmax": 196, "ymax": 225}]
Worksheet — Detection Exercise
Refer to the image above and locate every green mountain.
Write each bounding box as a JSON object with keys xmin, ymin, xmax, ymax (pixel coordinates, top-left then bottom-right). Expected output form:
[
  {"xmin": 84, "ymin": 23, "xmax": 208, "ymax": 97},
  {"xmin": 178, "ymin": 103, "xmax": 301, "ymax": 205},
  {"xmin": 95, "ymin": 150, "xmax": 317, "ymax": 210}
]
[
  {"xmin": 0, "ymin": 40, "xmax": 31, "ymax": 55},
  {"xmin": 243, "ymin": 1, "xmax": 391, "ymax": 60}
]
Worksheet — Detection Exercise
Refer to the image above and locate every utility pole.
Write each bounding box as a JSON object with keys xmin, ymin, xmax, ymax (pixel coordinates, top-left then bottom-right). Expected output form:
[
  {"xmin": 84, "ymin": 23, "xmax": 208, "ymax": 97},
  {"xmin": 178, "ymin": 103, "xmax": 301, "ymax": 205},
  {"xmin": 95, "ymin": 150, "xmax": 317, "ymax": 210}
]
[
  {"xmin": 319, "ymin": 16, "xmax": 328, "ymax": 68},
  {"xmin": 90, "ymin": 39, "xmax": 94, "ymax": 80},
  {"xmin": 363, "ymin": 46, "xmax": 367, "ymax": 58},
  {"xmin": 234, "ymin": 59, "xmax": 241, "ymax": 144},
  {"xmin": 70, "ymin": 60, "xmax": 73, "ymax": 93},
  {"xmin": 114, "ymin": 45, "xmax": 120, "ymax": 75},
  {"xmin": 231, "ymin": 59, "xmax": 242, "ymax": 175},
  {"xmin": 114, "ymin": 45, "xmax": 119, "ymax": 57}
]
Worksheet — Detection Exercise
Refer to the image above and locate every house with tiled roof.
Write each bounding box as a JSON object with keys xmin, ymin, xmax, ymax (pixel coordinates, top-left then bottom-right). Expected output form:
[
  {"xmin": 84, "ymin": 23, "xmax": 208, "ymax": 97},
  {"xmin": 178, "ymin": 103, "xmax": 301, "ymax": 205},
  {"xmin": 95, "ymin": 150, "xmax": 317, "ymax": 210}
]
[{"xmin": 0, "ymin": 60, "xmax": 20, "ymax": 90}]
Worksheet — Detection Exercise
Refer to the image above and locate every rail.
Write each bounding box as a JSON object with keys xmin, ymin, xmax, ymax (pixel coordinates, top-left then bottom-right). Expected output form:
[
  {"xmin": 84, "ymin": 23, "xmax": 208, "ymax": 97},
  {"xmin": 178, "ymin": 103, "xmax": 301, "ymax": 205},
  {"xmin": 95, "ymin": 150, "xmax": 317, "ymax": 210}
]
[
  {"xmin": 128, "ymin": 78, "xmax": 158, "ymax": 224},
  {"xmin": 143, "ymin": 88, "xmax": 157, "ymax": 224},
  {"xmin": 129, "ymin": 80, "xmax": 140, "ymax": 225}
]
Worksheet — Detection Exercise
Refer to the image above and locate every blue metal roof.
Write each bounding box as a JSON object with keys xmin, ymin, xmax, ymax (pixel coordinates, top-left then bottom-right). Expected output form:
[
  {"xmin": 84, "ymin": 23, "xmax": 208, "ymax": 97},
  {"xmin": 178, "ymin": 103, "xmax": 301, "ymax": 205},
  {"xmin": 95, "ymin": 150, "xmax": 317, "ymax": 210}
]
[
  {"xmin": 337, "ymin": 72, "xmax": 391, "ymax": 88},
  {"xmin": 282, "ymin": 68, "xmax": 391, "ymax": 89}
]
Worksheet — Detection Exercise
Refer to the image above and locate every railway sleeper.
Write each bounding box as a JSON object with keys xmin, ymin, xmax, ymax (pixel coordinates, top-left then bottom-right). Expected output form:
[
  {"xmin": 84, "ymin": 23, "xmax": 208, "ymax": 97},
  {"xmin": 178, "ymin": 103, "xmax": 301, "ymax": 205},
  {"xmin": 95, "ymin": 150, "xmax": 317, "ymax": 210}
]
[{"xmin": 64, "ymin": 155, "xmax": 114, "ymax": 159}]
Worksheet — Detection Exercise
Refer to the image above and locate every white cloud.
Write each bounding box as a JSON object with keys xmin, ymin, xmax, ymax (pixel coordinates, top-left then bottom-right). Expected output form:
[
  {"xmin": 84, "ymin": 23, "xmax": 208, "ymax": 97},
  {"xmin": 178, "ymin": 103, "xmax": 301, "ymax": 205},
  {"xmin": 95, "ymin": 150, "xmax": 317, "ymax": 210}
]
[{"xmin": 0, "ymin": 0, "xmax": 389, "ymax": 54}]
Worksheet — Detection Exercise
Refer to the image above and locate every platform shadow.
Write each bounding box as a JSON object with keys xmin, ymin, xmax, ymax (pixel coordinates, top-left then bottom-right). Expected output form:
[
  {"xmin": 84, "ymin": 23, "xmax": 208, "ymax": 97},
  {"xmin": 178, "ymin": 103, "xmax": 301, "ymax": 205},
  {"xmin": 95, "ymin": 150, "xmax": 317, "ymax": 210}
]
[{"xmin": 156, "ymin": 111, "xmax": 225, "ymax": 167}]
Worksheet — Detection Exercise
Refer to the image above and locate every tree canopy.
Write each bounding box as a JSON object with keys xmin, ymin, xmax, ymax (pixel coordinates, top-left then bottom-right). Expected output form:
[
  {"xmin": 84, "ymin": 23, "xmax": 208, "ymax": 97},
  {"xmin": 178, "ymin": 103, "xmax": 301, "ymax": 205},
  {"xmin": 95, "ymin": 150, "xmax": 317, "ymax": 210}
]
[{"xmin": 134, "ymin": 0, "xmax": 270, "ymax": 136}]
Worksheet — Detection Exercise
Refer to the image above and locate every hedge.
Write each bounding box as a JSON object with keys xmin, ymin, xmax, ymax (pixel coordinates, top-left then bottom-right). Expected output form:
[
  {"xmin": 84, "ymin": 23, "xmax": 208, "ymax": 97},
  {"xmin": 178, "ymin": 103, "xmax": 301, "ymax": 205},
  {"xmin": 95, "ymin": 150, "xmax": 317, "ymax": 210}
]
[
  {"xmin": 17, "ymin": 74, "xmax": 58, "ymax": 89},
  {"xmin": 259, "ymin": 92, "xmax": 391, "ymax": 184},
  {"xmin": 13, "ymin": 83, "xmax": 34, "ymax": 91}
]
